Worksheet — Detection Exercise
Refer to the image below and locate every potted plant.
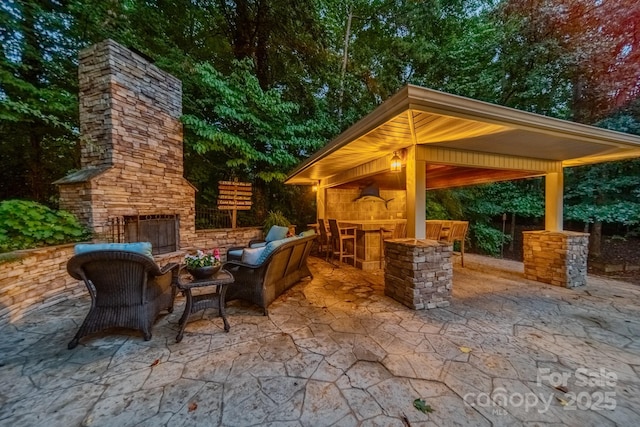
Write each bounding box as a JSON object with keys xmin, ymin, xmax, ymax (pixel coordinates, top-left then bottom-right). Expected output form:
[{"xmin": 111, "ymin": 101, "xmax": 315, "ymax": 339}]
[{"xmin": 184, "ymin": 249, "xmax": 221, "ymax": 279}]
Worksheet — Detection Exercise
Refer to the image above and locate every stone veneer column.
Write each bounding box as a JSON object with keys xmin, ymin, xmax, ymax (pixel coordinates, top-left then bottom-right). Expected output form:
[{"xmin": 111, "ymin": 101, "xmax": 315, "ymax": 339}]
[
  {"xmin": 384, "ymin": 238, "xmax": 452, "ymax": 309},
  {"xmin": 523, "ymin": 231, "xmax": 589, "ymax": 288}
]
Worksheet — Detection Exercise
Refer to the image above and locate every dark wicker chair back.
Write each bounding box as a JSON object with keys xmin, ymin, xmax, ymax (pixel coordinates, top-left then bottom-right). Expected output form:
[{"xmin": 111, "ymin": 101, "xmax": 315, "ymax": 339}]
[{"xmin": 66, "ymin": 250, "xmax": 179, "ymax": 349}]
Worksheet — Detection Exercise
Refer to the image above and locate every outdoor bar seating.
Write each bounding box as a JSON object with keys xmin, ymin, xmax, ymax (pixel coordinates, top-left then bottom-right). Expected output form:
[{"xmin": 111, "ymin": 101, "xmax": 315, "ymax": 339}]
[
  {"xmin": 328, "ymin": 219, "xmax": 356, "ymax": 265},
  {"xmin": 425, "ymin": 220, "xmax": 469, "ymax": 266},
  {"xmin": 425, "ymin": 221, "xmax": 443, "ymax": 240},
  {"xmin": 317, "ymin": 219, "xmax": 332, "ymax": 260}
]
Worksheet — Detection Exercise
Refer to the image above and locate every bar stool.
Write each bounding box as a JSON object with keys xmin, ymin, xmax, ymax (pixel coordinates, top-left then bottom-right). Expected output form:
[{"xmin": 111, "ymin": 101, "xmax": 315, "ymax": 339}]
[
  {"xmin": 328, "ymin": 219, "xmax": 356, "ymax": 266},
  {"xmin": 447, "ymin": 221, "xmax": 469, "ymax": 267},
  {"xmin": 317, "ymin": 219, "xmax": 332, "ymax": 260},
  {"xmin": 379, "ymin": 225, "xmax": 395, "ymax": 269},
  {"xmin": 426, "ymin": 222, "xmax": 442, "ymax": 240}
]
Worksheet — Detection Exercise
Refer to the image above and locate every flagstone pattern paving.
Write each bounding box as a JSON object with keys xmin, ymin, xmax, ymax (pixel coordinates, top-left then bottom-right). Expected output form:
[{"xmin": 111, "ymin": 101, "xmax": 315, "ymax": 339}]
[{"xmin": 1, "ymin": 254, "xmax": 639, "ymax": 426}]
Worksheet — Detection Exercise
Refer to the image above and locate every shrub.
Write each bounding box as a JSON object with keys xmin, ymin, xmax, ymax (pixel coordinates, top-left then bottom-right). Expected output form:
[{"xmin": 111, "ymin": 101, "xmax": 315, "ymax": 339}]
[
  {"xmin": 0, "ymin": 200, "xmax": 91, "ymax": 253},
  {"xmin": 263, "ymin": 210, "xmax": 291, "ymax": 235},
  {"xmin": 469, "ymin": 222, "xmax": 511, "ymax": 256}
]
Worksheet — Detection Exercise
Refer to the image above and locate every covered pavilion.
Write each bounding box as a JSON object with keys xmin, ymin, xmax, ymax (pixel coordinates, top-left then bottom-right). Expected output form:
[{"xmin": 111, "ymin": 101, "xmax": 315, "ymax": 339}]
[{"xmin": 285, "ymin": 85, "xmax": 640, "ymax": 306}]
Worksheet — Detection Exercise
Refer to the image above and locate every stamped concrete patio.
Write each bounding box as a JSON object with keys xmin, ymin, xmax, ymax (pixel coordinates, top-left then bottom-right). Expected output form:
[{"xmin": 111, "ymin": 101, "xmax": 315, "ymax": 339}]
[{"xmin": 1, "ymin": 254, "xmax": 639, "ymax": 426}]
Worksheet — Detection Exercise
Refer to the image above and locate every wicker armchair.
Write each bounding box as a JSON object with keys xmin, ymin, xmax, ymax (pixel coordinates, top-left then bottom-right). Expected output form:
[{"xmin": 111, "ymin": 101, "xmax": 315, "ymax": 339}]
[{"xmin": 66, "ymin": 250, "xmax": 179, "ymax": 349}]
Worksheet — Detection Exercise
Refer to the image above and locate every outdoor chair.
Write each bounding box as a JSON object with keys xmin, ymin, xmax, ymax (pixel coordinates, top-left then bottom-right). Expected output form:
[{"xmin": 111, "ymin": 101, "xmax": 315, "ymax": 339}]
[
  {"xmin": 379, "ymin": 224, "xmax": 395, "ymax": 269},
  {"xmin": 66, "ymin": 246, "xmax": 179, "ymax": 349},
  {"xmin": 446, "ymin": 221, "xmax": 469, "ymax": 267},
  {"xmin": 394, "ymin": 221, "xmax": 407, "ymax": 239},
  {"xmin": 328, "ymin": 219, "xmax": 356, "ymax": 266},
  {"xmin": 317, "ymin": 219, "xmax": 332, "ymax": 260},
  {"xmin": 426, "ymin": 222, "xmax": 442, "ymax": 240}
]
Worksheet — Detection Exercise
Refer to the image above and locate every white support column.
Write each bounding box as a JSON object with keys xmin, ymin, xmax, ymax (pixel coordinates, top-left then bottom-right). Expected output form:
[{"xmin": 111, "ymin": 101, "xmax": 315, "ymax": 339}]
[
  {"xmin": 406, "ymin": 146, "xmax": 426, "ymax": 239},
  {"xmin": 545, "ymin": 171, "xmax": 564, "ymax": 232},
  {"xmin": 316, "ymin": 184, "xmax": 327, "ymax": 220}
]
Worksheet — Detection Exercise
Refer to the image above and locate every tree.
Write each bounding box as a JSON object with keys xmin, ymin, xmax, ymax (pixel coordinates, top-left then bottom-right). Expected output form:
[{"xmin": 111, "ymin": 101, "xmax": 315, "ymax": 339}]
[
  {"xmin": 0, "ymin": 0, "xmax": 79, "ymax": 204},
  {"xmin": 498, "ymin": 0, "xmax": 640, "ymax": 123},
  {"xmin": 564, "ymin": 98, "xmax": 640, "ymax": 256},
  {"xmin": 180, "ymin": 61, "xmax": 332, "ymax": 220}
]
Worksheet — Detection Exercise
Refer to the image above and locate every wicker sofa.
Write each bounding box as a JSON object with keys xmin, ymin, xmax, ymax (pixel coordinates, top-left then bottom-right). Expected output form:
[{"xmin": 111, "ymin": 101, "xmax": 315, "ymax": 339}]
[
  {"xmin": 66, "ymin": 247, "xmax": 179, "ymax": 349},
  {"xmin": 223, "ymin": 233, "xmax": 316, "ymax": 315}
]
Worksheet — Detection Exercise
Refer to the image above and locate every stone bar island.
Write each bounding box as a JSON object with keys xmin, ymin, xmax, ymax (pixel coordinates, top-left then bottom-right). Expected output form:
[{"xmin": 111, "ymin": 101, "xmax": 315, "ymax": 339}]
[{"xmin": 339, "ymin": 220, "xmax": 406, "ymax": 271}]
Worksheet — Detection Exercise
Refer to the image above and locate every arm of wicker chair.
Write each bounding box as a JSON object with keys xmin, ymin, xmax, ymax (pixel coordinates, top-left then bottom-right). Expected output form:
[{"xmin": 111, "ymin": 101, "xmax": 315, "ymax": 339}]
[
  {"xmin": 222, "ymin": 260, "xmax": 269, "ymax": 312},
  {"xmin": 157, "ymin": 262, "xmax": 180, "ymax": 276}
]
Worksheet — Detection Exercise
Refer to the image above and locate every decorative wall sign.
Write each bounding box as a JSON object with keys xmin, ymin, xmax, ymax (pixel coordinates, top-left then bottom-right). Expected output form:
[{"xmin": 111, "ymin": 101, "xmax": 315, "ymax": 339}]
[{"xmin": 217, "ymin": 180, "xmax": 252, "ymax": 228}]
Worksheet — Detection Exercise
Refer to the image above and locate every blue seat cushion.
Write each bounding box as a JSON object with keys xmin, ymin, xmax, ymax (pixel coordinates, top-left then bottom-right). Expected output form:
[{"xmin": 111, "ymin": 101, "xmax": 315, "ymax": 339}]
[
  {"xmin": 298, "ymin": 229, "xmax": 316, "ymax": 237},
  {"xmin": 74, "ymin": 242, "xmax": 153, "ymax": 259},
  {"xmin": 249, "ymin": 241, "xmax": 267, "ymax": 248},
  {"xmin": 241, "ymin": 246, "xmax": 266, "ymax": 265},
  {"xmin": 265, "ymin": 225, "xmax": 289, "ymax": 242},
  {"xmin": 255, "ymin": 236, "xmax": 298, "ymax": 265}
]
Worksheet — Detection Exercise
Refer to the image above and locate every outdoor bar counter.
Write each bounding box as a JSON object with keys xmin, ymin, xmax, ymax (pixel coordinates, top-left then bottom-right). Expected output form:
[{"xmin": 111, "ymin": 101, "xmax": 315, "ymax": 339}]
[{"xmin": 339, "ymin": 219, "xmax": 406, "ymax": 271}]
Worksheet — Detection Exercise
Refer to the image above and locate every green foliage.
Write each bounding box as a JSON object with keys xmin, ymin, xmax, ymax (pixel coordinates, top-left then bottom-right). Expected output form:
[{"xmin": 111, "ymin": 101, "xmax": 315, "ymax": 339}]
[
  {"xmin": 0, "ymin": 200, "xmax": 91, "ymax": 252},
  {"xmin": 426, "ymin": 190, "xmax": 464, "ymax": 220},
  {"xmin": 469, "ymin": 223, "xmax": 511, "ymax": 256},
  {"xmin": 263, "ymin": 210, "xmax": 291, "ymax": 235},
  {"xmin": 564, "ymin": 159, "xmax": 640, "ymax": 225},
  {"xmin": 182, "ymin": 61, "xmax": 325, "ymax": 183},
  {"xmin": 462, "ymin": 180, "xmax": 544, "ymax": 219}
]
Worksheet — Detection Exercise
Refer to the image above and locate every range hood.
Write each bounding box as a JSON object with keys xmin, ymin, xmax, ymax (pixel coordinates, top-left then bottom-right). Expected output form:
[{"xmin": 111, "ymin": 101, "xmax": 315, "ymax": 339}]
[{"xmin": 353, "ymin": 182, "xmax": 394, "ymax": 208}]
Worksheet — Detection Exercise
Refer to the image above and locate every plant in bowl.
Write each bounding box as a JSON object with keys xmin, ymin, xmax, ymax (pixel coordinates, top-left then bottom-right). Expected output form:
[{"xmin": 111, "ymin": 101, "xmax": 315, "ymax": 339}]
[{"xmin": 185, "ymin": 249, "xmax": 221, "ymax": 279}]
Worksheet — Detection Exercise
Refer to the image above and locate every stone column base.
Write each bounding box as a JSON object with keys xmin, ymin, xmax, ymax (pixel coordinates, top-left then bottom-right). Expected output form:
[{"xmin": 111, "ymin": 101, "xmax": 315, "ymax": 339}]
[
  {"xmin": 384, "ymin": 238, "xmax": 452, "ymax": 309},
  {"xmin": 523, "ymin": 231, "xmax": 589, "ymax": 288}
]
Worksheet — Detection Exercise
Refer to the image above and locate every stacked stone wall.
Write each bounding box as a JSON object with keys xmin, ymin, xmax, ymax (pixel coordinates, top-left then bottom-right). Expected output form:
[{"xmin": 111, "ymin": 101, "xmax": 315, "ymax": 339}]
[
  {"xmin": 523, "ymin": 231, "xmax": 589, "ymax": 288},
  {"xmin": 191, "ymin": 227, "xmax": 262, "ymax": 255},
  {"xmin": 0, "ymin": 228, "xmax": 261, "ymax": 325},
  {"xmin": 0, "ymin": 245, "xmax": 82, "ymax": 324},
  {"xmin": 384, "ymin": 238, "xmax": 452, "ymax": 309}
]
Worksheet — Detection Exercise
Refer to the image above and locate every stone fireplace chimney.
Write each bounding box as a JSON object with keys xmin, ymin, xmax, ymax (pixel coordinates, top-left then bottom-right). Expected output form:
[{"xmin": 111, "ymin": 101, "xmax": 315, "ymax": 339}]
[{"xmin": 55, "ymin": 39, "xmax": 196, "ymax": 252}]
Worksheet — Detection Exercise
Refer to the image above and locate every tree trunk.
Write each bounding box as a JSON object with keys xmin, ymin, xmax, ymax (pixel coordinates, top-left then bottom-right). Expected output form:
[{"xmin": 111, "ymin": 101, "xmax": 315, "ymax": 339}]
[
  {"xmin": 509, "ymin": 212, "xmax": 516, "ymax": 252},
  {"xmin": 231, "ymin": 0, "xmax": 254, "ymax": 61},
  {"xmin": 589, "ymin": 221, "xmax": 602, "ymax": 258}
]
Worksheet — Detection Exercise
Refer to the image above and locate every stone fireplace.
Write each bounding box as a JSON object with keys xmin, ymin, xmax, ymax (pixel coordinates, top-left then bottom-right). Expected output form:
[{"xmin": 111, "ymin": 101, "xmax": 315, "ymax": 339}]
[{"xmin": 55, "ymin": 39, "xmax": 196, "ymax": 251}]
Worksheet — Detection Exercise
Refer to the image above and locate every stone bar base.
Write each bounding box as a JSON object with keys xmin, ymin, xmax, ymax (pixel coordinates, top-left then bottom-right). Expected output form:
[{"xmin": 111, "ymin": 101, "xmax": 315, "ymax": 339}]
[
  {"xmin": 523, "ymin": 231, "xmax": 589, "ymax": 288},
  {"xmin": 384, "ymin": 238, "xmax": 452, "ymax": 309}
]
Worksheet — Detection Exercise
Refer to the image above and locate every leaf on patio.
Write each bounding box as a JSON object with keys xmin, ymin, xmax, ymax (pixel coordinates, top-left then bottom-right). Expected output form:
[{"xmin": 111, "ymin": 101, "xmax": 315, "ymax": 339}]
[
  {"xmin": 556, "ymin": 396, "xmax": 568, "ymax": 406},
  {"xmin": 188, "ymin": 402, "xmax": 198, "ymax": 412},
  {"xmin": 459, "ymin": 346, "xmax": 472, "ymax": 353},
  {"xmin": 555, "ymin": 385, "xmax": 569, "ymax": 393},
  {"xmin": 413, "ymin": 398, "xmax": 434, "ymax": 413},
  {"xmin": 150, "ymin": 359, "xmax": 160, "ymax": 367}
]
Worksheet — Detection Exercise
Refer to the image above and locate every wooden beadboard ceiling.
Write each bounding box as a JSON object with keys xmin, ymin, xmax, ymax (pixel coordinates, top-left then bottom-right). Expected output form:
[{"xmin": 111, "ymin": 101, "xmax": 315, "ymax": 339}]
[
  {"xmin": 334, "ymin": 164, "xmax": 542, "ymax": 191},
  {"xmin": 286, "ymin": 85, "xmax": 640, "ymax": 188}
]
